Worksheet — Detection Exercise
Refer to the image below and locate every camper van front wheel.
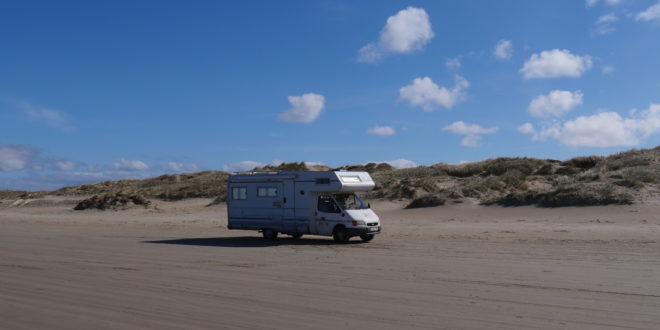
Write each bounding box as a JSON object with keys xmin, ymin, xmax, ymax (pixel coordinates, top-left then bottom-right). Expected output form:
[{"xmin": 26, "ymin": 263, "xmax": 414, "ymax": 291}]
[
  {"xmin": 262, "ymin": 229, "xmax": 278, "ymax": 240},
  {"xmin": 333, "ymin": 227, "xmax": 349, "ymax": 243}
]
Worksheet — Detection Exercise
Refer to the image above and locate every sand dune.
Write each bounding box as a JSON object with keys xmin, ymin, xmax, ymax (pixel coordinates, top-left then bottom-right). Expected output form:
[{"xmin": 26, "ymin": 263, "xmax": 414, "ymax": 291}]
[{"xmin": 1, "ymin": 198, "xmax": 659, "ymax": 329}]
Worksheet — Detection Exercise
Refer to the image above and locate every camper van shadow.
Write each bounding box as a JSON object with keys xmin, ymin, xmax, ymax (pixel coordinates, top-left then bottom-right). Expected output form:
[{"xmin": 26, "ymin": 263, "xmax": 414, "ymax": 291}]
[{"xmin": 144, "ymin": 236, "xmax": 365, "ymax": 248}]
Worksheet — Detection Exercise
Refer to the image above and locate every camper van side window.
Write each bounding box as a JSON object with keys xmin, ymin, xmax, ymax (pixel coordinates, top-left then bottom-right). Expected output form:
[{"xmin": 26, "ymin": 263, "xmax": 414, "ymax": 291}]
[
  {"xmin": 315, "ymin": 178, "xmax": 330, "ymax": 184},
  {"xmin": 257, "ymin": 187, "xmax": 278, "ymax": 197},
  {"xmin": 318, "ymin": 195, "xmax": 340, "ymax": 213},
  {"xmin": 232, "ymin": 187, "xmax": 247, "ymax": 200}
]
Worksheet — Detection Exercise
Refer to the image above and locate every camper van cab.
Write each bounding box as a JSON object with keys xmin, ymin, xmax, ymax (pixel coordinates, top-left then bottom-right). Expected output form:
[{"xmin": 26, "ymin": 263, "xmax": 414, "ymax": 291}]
[{"xmin": 227, "ymin": 171, "xmax": 381, "ymax": 242}]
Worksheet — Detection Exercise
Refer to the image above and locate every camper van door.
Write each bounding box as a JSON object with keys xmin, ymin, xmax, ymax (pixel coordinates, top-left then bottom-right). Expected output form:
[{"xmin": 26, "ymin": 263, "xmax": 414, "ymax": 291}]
[{"xmin": 312, "ymin": 194, "xmax": 342, "ymax": 236}]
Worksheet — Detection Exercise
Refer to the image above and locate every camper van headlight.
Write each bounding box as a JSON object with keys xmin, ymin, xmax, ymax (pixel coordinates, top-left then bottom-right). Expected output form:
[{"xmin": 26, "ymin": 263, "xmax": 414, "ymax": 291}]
[{"xmin": 351, "ymin": 220, "xmax": 366, "ymax": 226}]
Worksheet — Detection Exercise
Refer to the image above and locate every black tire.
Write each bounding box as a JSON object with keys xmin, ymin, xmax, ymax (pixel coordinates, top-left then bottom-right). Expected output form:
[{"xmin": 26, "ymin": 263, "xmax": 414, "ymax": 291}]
[
  {"xmin": 333, "ymin": 227, "xmax": 349, "ymax": 243},
  {"xmin": 290, "ymin": 233, "xmax": 303, "ymax": 239},
  {"xmin": 360, "ymin": 234, "xmax": 375, "ymax": 242},
  {"xmin": 262, "ymin": 229, "xmax": 278, "ymax": 240}
]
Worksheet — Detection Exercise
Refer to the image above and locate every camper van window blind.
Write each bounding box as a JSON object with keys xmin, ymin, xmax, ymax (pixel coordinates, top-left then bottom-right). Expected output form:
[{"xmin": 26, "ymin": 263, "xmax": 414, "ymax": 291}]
[
  {"xmin": 232, "ymin": 187, "xmax": 247, "ymax": 200},
  {"xmin": 257, "ymin": 187, "xmax": 278, "ymax": 197}
]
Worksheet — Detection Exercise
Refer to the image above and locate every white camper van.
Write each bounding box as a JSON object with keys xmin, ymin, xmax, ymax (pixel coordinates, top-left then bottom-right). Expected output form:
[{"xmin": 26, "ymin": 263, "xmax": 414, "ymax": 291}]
[{"xmin": 227, "ymin": 171, "xmax": 381, "ymax": 242}]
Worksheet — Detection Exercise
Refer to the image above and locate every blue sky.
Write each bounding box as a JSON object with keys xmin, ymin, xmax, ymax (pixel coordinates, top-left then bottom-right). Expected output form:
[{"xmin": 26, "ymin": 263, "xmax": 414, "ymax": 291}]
[{"xmin": 2, "ymin": 0, "xmax": 660, "ymax": 190}]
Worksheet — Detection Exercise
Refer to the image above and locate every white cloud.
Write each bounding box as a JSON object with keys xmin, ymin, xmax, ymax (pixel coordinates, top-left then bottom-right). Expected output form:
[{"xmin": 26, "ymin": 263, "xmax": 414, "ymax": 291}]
[
  {"xmin": 442, "ymin": 121, "xmax": 498, "ymax": 148},
  {"xmin": 587, "ymin": 0, "xmax": 622, "ymax": 6},
  {"xmin": 112, "ymin": 159, "xmax": 149, "ymax": 171},
  {"xmin": 442, "ymin": 121, "xmax": 498, "ymax": 135},
  {"xmin": 518, "ymin": 122, "xmax": 535, "ymax": 134},
  {"xmin": 460, "ymin": 135, "xmax": 482, "ymax": 147},
  {"xmin": 493, "ymin": 40, "xmax": 513, "ymax": 60},
  {"xmin": 520, "ymin": 49, "xmax": 593, "ymax": 79},
  {"xmin": 165, "ymin": 162, "xmax": 199, "ymax": 172},
  {"xmin": 0, "ymin": 145, "xmax": 35, "ymax": 171},
  {"xmin": 16, "ymin": 100, "xmax": 71, "ymax": 130},
  {"xmin": 366, "ymin": 125, "xmax": 396, "ymax": 136},
  {"xmin": 358, "ymin": 7, "xmax": 434, "ymax": 63},
  {"xmin": 399, "ymin": 76, "xmax": 469, "ymax": 111},
  {"xmin": 523, "ymin": 103, "xmax": 660, "ymax": 147},
  {"xmin": 636, "ymin": 1, "xmax": 660, "ymax": 22},
  {"xmin": 594, "ymin": 13, "xmax": 618, "ymax": 34},
  {"xmin": 385, "ymin": 159, "xmax": 417, "ymax": 169},
  {"xmin": 597, "ymin": 13, "xmax": 617, "ymax": 24},
  {"xmin": 528, "ymin": 90, "xmax": 583, "ymax": 118},
  {"xmin": 54, "ymin": 160, "xmax": 76, "ymax": 171},
  {"xmin": 445, "ymin": 57, "xmax": 461, "ymax": 70},
  {"xmin": 602, "ymin": 65, "xmax": 615, "ymax": 75},
  {"xmin": 223, "ymin": 160, "xmax": 264, "ymax": 173},
  {"xmin": 278, "ymin": 93, "xmax": 325, "ymax": 123}
]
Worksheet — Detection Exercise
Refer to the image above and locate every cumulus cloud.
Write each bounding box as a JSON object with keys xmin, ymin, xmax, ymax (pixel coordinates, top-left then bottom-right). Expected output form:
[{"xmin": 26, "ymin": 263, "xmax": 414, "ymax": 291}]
[
  {"xmin": 442, "ymin": 121, "xmax": 498, "ymax": 135},
  {"xmin": 587, "ymin": 0, "xmax": 622, "ymax": 6},
  {"xmin": 528, "ymin": 90, "xmax": 583, "ymax": 118},
  {"xmin": 366, "ymin": 125, "xmax": 396, "ymax": 136},
  {"xmin": 442, "ymin": 121, "xmax": 498, "ymax": 148},
  {"xmin": 445, "ymin": 57, "xmax": 461, "ymax": 70},
  {"xmin": 460, "ymin": 135, "xmax": 483, "ymax": 147},
  {"xmin": 493, "ymin": 40, "xmax": 513, "ymax": 60},
  {"xmin": 16, "ymin": 100, "xmax": 71, "ymax": 130},
  {"xmin": 0, "ymin": 145, "xmax": 35, "ymax": 171},
  {"xmin": 165, "ymin": 162, "xmax": 199, "ymax": 172},
  {"xmin": 53, "ymin": 160, "xmax": 76, "ymax": 171},
  {"xmin": 594, "ymin": 13, "xmax": 618, "ymax": 34},
  {"xmin": 520, "ymin": 49, "xmax": 593, "ymax": 79},
  {"xmin": 602, "ymin": 65, "xmax": 615, "ymax": 75},
  {"xmin": 278, "ymin": 93, "xmax": 325, "ymax": 123},
  {"xmin": 521, "ymin": 103, "xmax": 660, "ymax": 147},
  {"xmin": 358, "ymin": 7, "xmax": 434, "ymax": 63},
  {"xmin": 399, "ymin": 76, "xmax": 469, "ymax": 111},
  {"xmin": 112, "ymin": 159, "xmax": 149, "ymax": 171},
  {"xmin": 518, "ymin": 123, "xmax": 535, "ymax": 134},
  {"xmin": 223, "ymin": 160, "xmax": 264, "ymax": 173},
  {"xmin": 636, "ymin": 1, "xmax": 660, "ymax": 22}
]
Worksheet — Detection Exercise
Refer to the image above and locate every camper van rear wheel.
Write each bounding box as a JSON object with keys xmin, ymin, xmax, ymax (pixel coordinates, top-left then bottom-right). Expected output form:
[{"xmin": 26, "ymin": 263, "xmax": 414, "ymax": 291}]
[
  {"xmin": 262, "ymin": 229, "xmax": 278, "ymax": 240},
  {"xmin": 360, "ymin": 234, "xmax": 374, "ymax": 242},
  {"xmin": 333, "ymin": 227, "xmax": 349, "ymax": 243}
]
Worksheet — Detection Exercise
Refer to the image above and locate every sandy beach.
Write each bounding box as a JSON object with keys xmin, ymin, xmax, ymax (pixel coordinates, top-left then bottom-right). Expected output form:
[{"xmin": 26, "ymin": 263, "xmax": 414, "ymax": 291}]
[{"xmin": 1, "ymin": 198, "xmax": 659, "ymax": 329}]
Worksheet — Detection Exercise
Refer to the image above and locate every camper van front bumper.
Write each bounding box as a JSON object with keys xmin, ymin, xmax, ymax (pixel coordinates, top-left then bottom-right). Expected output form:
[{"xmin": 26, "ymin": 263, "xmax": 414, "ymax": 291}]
[{"xmin": 346, "ymin": 226, "xmax": 381, "ymax": 236}]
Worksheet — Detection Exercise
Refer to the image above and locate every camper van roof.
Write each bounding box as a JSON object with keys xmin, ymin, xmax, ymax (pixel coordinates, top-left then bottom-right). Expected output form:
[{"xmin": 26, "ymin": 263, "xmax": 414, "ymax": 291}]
[{"xmin": 228, "ymin": 171, "xmax": 375, "ymax": 192}]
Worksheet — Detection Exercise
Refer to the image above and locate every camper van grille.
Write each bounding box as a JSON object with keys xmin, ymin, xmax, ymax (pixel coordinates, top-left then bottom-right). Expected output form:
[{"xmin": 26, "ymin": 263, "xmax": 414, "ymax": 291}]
[{"xmin": 367, "ymin": 222, "xmax": 378, "ymax": 226}]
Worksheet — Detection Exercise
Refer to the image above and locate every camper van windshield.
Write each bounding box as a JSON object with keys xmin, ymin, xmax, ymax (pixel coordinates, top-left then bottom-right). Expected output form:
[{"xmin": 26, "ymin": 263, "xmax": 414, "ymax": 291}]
[{"xmin": 333, "ymin": 193, "xmax": 368, "ymax": 210}]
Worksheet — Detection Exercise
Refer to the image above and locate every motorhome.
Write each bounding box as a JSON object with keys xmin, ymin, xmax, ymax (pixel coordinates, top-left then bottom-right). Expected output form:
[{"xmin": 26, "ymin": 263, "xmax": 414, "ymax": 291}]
[{"xmin": 227, "ymin": 171, "xmax": 381, "ymax": 242}]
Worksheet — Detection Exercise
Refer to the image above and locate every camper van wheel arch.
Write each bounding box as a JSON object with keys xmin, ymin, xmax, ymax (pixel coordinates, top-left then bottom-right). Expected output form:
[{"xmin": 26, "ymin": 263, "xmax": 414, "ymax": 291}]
[
  {"xmin": 262, "ymin": 228, "xmax": 278, "ymax": 240},
  {"xmin": 332, "ymin": 225, "xmax": 349, "ymax": 243}
]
